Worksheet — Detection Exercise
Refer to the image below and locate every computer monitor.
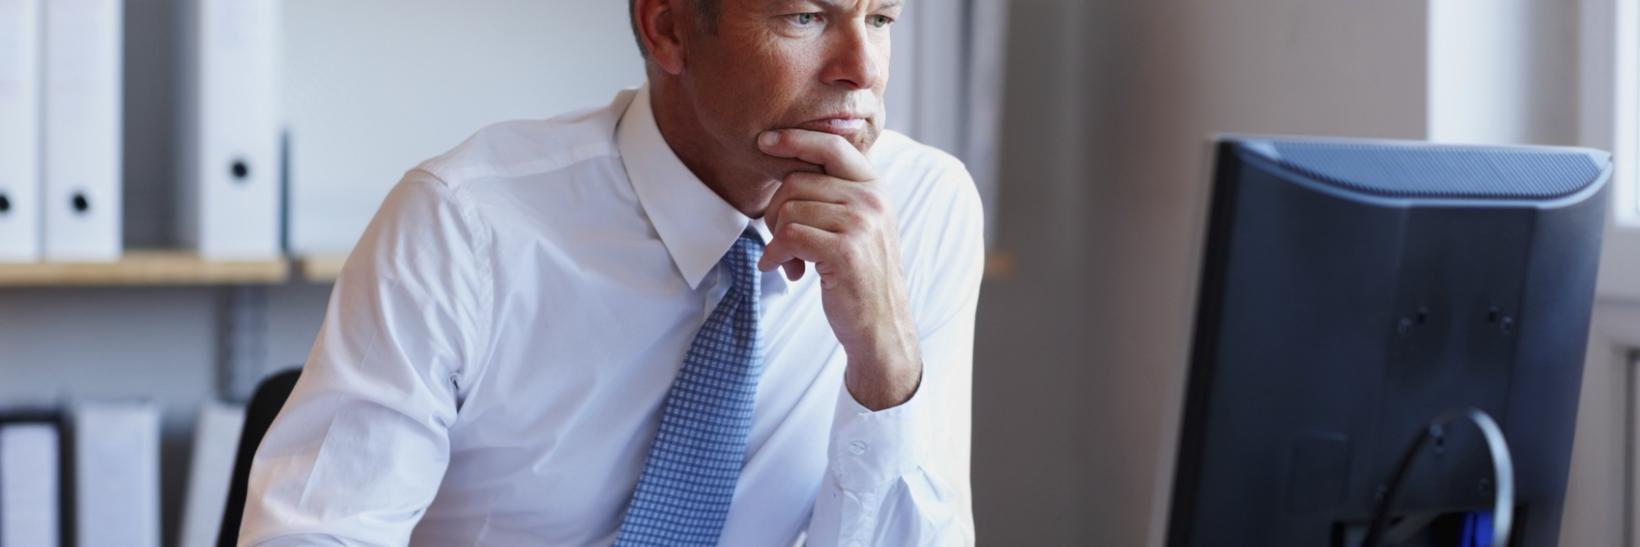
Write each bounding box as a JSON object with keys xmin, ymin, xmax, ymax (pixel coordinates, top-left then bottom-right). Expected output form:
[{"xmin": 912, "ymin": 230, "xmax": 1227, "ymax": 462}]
[{"xmin": 1167, "ymin": 137, "xmax": 1611, "ymax": 547}]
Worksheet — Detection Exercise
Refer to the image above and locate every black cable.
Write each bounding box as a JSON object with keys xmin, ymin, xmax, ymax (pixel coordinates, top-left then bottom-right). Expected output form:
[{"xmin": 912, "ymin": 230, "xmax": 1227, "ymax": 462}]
[{"xmin": 1362, "ymin": 408, "xmax": 1515, "ymax": 547}]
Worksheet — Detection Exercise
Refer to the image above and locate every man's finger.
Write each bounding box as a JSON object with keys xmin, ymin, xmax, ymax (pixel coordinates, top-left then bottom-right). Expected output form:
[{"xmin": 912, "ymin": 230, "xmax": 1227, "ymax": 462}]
[
  {"xmin": 765, "ymin": 172, "xmax": 856, "ymax": 233},
  {"xmin": 758, "ymin": 222, "xmax": 835, "ymax": 275},
  {"xmin": 758, "ymin": 129, "xmax": 876, "ymax": 182},
  {"xmin": 771, "ymin": 200, "xmax": 855, "ymax": 238},
  {"xmin": 780, "ymin": 258, "xmax": 805, "ymax": 282}
]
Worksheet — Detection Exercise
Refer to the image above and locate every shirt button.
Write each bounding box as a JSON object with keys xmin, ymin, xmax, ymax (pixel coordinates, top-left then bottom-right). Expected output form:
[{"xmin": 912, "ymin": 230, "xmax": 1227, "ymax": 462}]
[{"xmin": 848, "ymin": 440, "xmax": 868, "ymax": 456}]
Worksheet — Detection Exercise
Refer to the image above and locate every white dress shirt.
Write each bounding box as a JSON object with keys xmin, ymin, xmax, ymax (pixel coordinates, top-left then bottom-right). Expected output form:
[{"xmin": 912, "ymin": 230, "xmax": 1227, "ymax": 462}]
[{"xmin": 239, "ymin": 86, "xmax": 983, "ymax": 547}]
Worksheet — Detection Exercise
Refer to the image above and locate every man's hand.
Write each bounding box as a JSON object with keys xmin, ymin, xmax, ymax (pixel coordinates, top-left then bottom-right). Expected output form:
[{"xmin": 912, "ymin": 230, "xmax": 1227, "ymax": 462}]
[{"xmin": 755, "ymin": 129, "xmax": 921, "ymax": 411}]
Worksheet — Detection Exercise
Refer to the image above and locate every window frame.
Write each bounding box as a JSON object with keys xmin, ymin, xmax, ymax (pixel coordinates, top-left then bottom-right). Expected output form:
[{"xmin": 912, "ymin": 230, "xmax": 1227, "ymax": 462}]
[{"xmin": 1585, "ymin": 0, "xmax": 1640, "ymax": 300}]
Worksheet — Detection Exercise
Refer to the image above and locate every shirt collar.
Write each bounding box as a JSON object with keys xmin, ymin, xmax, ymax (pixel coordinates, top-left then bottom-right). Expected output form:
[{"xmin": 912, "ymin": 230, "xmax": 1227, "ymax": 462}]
[{"xmin": 617, "ymin": 84, "xmax": 785, "ymax": 291}]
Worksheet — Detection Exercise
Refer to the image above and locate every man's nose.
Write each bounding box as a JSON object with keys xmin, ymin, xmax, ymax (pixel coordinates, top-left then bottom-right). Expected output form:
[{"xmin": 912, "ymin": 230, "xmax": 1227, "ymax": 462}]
[{"xmin": 820, "ymin": 23, "xmax": 886, "ymax": 91}]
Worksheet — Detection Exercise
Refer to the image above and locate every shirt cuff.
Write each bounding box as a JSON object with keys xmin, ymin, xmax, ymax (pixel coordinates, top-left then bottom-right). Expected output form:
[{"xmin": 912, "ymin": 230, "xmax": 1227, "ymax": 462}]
[{"xmin": 828, "ymin": 375, "xmax": 933, "ymax": 494}]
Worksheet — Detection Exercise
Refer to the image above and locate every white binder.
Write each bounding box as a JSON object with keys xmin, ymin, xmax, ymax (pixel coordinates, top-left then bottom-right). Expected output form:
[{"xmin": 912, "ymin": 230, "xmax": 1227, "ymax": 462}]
[
  {"xmin": 73, "ymin": 401, "xmax": 161, "ymax": 547},
  {"xmin": 0, "ymin": 423, "xmax": 60, "ymax": 547},
  {"xmin": 0, "ymin": 0, "xmax": 42, "ymax": 262},
  {"xmin": 179, "ymin": 0, "xmax": 283, "ymax": 259},
  {"xmin": 178, "ymin": 402, "xmax": 246, "ymax": 547},
  {"xmin": 41, "ymin": 0, "xmax": 122, "ymax": 262}
]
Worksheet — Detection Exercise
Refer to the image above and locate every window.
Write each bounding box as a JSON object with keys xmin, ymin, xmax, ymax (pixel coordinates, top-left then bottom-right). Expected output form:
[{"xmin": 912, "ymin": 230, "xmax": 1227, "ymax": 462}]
[{"xmin": 1585, "ymin": 0, "xmax": 1640, "ymax": 300}]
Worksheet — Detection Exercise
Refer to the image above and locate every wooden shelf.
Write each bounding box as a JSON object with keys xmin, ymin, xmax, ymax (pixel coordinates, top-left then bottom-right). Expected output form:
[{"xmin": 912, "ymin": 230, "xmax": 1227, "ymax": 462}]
[
  {"xmin": 0, "ymin": 250, "xmax": 290, "ymax": 287},
  {"xmin": 984, "ymin": 251, "xmax": 1016, "ymax": 280},
  {"xmin": 298, "ymin": 255, "xmax": 348, "ymax": 283}
]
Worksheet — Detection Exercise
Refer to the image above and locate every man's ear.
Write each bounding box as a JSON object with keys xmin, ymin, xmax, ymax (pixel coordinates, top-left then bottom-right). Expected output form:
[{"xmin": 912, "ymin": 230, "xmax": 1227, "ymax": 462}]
[{"xmin": 634, "ymin": 0, "xmax": 688, "ymax": 75}]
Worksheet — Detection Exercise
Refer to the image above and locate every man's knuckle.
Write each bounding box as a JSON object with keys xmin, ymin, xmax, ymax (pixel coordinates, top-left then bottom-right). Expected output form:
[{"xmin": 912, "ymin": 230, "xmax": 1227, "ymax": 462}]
[
  {"xmin": 778, "ymin": 223, "xmax": 803, "ymax": 241},
  {"xmin": 837, "ymin": 241, "xmax": 863, "ymax": 263},
  {"xmin": 859, "ymin": 191, "xmax": 886, "ymax": 212},
  {"xmin": 844, "ymin": 209, "xmax": 870, "ymax": 229},
  {"xmin": 781, "ymin": 200, "xmax": 803, "ymax": 218}
]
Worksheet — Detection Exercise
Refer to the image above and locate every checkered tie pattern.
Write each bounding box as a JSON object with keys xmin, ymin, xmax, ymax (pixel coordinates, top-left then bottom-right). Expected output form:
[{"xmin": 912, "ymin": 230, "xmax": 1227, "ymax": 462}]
[{"xmin": 615, "ymin": 230, "xmax": 767, "ymax": 546}]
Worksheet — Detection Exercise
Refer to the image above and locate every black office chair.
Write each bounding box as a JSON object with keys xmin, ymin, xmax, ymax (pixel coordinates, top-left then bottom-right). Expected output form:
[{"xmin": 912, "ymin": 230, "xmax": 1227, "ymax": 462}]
[{"xmin": 217, "ymin": 368, "xmax": 302, "ymax": 547}]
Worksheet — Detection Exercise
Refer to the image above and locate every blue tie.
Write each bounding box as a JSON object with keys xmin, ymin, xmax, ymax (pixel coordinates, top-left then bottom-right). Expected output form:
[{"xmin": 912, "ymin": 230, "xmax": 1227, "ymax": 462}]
[{"xmin": 616, "ymin": 230, "xmax": 766, "ymax": 546}]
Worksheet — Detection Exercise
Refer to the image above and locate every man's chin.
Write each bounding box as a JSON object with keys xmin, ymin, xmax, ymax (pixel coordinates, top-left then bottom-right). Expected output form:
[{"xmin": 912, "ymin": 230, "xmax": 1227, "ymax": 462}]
[
  {"xmin": 832, "ymin": 129, "xmax": 878, "ymax": 155},
  {"xmin": 852, "ymin": 130, "xmax": 879, "ymax": 154}
]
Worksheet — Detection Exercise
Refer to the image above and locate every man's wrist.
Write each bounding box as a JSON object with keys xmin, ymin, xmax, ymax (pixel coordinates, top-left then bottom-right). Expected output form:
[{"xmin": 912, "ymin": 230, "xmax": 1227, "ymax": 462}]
[{"xmin": 844, "ymin": 345, "xmax": 922, "ymax": 411}]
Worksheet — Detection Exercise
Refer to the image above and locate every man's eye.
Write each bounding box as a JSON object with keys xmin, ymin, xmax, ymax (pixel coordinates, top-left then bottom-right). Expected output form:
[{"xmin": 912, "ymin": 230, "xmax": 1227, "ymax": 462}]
[
  {"xmin": 788, "ymin": 13, "xmax": 822, "ymax": 26},
  {"xmin": 868, "ymin": 14, "xmax": 895, "ymax": 28}
]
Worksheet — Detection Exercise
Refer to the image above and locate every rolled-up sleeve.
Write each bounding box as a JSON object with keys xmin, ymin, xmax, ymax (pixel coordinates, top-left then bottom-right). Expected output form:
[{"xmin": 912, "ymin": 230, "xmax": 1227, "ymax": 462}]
[
  {"xmin": 238, "ymin": 171, "xmax": 493, "ymax": 546},
  {"xmin": 807, "ymin": 160, "xmax": 984, "ymax": 547}
]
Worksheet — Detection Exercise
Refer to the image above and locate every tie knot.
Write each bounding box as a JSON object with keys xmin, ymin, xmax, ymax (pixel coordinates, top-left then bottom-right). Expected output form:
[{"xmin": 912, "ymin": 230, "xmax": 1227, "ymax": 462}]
[{"xmin": 723, "ymin": 230, "xmax": 765, "ymax": 290}]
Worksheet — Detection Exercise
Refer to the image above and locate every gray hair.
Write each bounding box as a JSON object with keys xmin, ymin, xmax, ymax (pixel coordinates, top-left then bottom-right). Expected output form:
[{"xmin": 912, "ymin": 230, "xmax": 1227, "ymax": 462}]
[{"xmin": 630, "ymin": 0, "xmax": 720, "ymax": 59}]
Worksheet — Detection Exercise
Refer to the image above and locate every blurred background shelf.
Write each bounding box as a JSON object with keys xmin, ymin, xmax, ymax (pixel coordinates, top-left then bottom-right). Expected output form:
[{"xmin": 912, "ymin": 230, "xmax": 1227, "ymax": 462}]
[
  {"xmin": 984, "ymin": 251, "xmax": 1017, "ymax": 280},
  {"xmin": 0, "ymin": 250, "xmax": 290, "ymax": 287},
  {"xmin": 297, "ymin": 255, "xmax": 347, "ymax": 283}
]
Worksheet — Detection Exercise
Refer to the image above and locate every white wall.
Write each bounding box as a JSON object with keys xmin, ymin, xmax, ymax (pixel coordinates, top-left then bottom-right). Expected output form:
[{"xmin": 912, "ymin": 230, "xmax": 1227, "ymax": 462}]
[{"xmin": 282, "ymin": 0, "xmax": 645, "ymax": 254}]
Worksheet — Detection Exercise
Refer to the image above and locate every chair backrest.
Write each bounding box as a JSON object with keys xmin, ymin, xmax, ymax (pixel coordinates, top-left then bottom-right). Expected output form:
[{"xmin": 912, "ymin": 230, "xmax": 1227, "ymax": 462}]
[{"xmin": 217, "ymin": 368, "xmax": 302, "ymax": 547}]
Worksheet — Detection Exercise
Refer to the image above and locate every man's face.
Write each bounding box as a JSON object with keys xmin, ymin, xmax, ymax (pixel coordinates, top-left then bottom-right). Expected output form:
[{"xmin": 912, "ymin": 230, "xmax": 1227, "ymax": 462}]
[{"xmin": 680, "ymin": 0, "xmax": 900, "ymax": 180}]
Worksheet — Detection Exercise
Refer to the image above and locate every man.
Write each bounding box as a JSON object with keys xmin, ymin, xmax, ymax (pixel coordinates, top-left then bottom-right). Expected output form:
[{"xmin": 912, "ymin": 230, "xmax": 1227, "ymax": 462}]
[{"xmin": 239, "ymin": 0, "xmax": 982, "ymax": 545}]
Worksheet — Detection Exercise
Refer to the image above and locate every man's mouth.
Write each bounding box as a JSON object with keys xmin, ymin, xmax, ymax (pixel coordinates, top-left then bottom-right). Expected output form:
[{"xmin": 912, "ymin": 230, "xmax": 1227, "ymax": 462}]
[{"xmin": 797, "ymin": 116, "xmax": 871, "ymax": 137}]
